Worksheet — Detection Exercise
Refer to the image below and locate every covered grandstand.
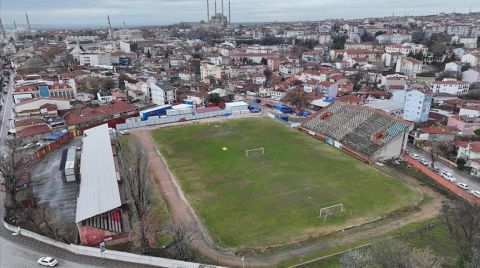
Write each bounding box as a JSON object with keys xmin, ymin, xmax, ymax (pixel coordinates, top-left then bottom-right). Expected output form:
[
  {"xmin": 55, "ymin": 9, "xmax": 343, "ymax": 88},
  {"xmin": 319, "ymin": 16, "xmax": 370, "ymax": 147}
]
[{"xmin": 301, "ymin": 102, "xmax": 413, "ymax": 162}]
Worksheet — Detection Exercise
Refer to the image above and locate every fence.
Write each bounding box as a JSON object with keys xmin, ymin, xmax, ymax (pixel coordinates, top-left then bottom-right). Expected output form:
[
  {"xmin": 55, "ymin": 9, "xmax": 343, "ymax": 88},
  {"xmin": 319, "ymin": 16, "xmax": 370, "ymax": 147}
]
[
  {"xmin": 32, "ymin": 131, "xmax": 80, "ymax": 160},
  {"xmin": 116, "ymin": 110, "xmax": 229, "ymax": 131},
  {"xmin": 2, "ymin": 220, "xmax": 223, "ymax": 268},
  {"xmin": 403, "ymin": 154, "xmax": 480, "ymax": 206}
]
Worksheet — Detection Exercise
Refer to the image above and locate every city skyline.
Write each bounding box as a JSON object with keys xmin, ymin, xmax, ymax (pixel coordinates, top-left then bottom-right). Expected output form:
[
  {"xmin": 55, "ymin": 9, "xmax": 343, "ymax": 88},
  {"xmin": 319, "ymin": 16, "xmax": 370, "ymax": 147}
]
[{"xmin": 1, "ymin": 0, "xmax": 478, "ymax": 28}]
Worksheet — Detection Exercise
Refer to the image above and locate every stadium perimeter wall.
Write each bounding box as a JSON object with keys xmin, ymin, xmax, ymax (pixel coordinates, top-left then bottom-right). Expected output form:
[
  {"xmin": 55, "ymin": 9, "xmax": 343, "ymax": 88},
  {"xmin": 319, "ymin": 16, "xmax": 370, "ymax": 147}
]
[{"xmin": 2, "ymin": 220, "xmax": 223, "ymax": 268}]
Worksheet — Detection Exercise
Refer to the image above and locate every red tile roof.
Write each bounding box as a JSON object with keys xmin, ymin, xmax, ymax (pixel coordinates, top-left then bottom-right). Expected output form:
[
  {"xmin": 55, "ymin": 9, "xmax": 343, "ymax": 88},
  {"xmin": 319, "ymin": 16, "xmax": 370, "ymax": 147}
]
[
  {"xmin": 62, "ymin": 101, "xmax": 137, "ymax": 126},
  {"xmin": 17, "ymin": 124, "xmax": 50, "ymax": 138},
  {"xmin": 454, "ymin": 141, "xmax": 480, "ymax": 153},
  {"xmin": 419, "ymin": 127, "xmax": 456, "ymax": 135},
  {"xmin": 15, "ymin": 118, "xmax": 46, "ymax": 128}
]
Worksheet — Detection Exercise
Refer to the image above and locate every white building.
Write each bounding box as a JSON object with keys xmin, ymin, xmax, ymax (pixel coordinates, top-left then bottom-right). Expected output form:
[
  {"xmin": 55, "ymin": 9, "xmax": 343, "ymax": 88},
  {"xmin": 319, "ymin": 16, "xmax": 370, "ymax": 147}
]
[
  {"xmin": 463, "ymin": 69, "xmax": 480, "ymax": 84},
  {"xmin": 452, "ymin": 36, "xmax": 478, "ymax": 49},
  {"xmin": 200, "ymin": 62, "xmax": 223, "ymax": 79},
  {"xmin": 432, "ymin": 79, "xmax": 470, "ymax": 95},
  {"xmin": 393, "ymin": 88, "xmax": 432, "ymax": 123},
  {"xmin": 444, "ymin": 61, "xmax": 464, "ymax": 73},
  {"xmin": 142, "ymin": 78, "xmax": 177, "ymax": 105},
  {"xmin": 384, "ymin": 43, "xmax": 428, "ymax": 56},
  {"xmin": 376, "ymin": 33, "xmax": 412, "ymax": 44},
  {"xmin": 461, "ymin": 52, "xmax": 480, "ymax": 67},
  {"xmin": 79, "ymin": 53, "xmax": 112, "ymax": 66},
  {"xmin": 395, "ymin": 56, "xmax": 423, "ymax": 78}
]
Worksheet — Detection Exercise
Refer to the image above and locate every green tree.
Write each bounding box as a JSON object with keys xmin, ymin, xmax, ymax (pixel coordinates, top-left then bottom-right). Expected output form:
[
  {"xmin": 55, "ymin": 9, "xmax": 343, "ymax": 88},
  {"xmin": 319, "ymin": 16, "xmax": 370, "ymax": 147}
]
[
  {"xmin": 457, "ymin": 157, "xmax": 467, "ymax": 171},
  {"xmin": 207, "ymin": 93, "xmax": 221, "ymax": 104},
  {"xmin": 475, "ymin": 129, "xmax": 480, "ymax": 137}
]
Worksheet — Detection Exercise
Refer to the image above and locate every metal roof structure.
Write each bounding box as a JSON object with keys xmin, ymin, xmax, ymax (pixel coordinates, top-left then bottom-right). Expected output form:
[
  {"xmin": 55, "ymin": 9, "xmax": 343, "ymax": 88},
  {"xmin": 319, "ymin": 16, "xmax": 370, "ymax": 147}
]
[{"xmin": 75, "ymin": 124, "xmax": 121, "ymax": 223}]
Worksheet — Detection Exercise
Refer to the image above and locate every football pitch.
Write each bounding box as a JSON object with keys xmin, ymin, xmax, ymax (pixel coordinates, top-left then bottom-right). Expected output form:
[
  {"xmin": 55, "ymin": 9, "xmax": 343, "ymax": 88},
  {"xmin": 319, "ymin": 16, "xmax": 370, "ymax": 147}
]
[{"xmin": 152, "ymin": 118, "xmax": 420, "ymax": 249}]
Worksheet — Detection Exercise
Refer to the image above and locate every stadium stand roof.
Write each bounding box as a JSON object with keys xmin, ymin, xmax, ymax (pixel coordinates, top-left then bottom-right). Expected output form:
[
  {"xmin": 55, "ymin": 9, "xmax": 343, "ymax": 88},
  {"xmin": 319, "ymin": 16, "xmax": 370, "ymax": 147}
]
[{"xmin": 75, "ymin": 124, "xmax": 121, "ymax": 223}]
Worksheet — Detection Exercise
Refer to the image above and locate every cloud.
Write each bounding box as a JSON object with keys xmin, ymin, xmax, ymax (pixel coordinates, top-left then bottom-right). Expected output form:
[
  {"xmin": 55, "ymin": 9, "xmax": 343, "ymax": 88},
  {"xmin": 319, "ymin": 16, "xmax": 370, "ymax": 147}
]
[{"xmin": 1, "ymin": 0, "xmax": 474, "ymax": 26}]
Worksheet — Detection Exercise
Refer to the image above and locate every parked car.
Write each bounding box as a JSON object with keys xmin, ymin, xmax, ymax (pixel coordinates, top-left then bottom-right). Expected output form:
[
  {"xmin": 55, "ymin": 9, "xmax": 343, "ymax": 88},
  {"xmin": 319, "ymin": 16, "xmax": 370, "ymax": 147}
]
[
  {"xmin": 441, "ymin": 171, "xmax": 456, "ymax": 182},
  {"xmin": 411, "ymin": 154, "xmax": 420, "ymax": 160},
  {"xmin": 471, "ymin": 190, "xmax": 480, "ymax": 198},
  {"xmin": 419, "ymin": 159, "xmax": 429, "ymax": 166},
  {"xmin": 37, "ymin": 257, "xmax": 58, "ymax": 267},
  {"xmin": 21, "ymin": 143, "xmax": 36, "ymax": 150},
  {"xmin": 431, "ymin": 166, "xmax": 440, "ymax": 173},
  {"xmin": 457, "ymin": 183, "xmax": 470, "ymax": 191},
  {"xmin": 119, "ymin": 130, "xmax": 130, "ymax": 135}
]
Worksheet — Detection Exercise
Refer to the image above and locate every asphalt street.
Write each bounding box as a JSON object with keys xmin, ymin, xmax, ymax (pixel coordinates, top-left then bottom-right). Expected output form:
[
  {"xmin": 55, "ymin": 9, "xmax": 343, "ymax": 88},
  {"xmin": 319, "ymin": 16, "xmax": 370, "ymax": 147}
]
[{"xmin": 407, "ymin": 145, "xmax": 480, "ymax": 193}]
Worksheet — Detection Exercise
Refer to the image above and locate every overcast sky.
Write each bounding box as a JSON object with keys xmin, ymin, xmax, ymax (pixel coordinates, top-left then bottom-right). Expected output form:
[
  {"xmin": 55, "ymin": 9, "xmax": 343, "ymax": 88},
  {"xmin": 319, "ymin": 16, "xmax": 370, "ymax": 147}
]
[{"xmin": 1, "ymin": 0, "xmax": 477, "ymax": 27}]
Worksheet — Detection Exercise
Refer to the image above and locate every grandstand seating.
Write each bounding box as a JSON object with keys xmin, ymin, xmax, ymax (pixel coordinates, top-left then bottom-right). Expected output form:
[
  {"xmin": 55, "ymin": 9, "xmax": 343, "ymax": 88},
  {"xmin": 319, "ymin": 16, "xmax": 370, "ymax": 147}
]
[{"xmin": 302, "ymin": 102, "xmax": 412, "ymax": 160}]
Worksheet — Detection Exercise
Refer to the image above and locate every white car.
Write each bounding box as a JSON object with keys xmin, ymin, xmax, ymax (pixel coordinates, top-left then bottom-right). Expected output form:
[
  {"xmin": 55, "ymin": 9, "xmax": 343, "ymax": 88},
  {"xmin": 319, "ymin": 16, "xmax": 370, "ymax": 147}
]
[
  {"xmin": 441, "ymin": 171, "xmax": 456, "ymax": 182},
  {"xmin": 37, "ymin": 257, "xmax": 58, "ymax": 267},
  {"xmin": 119, "ymin": 130, "xmax": 130, "ymax": 135},
  {"xmin": 457, "ymin": 183, "xmax": 470, "ymax": 191},
  {"xmin": 471, "ymin": 190, "xmax": 480, "ymax": 198},
  {"xmin": 419, "ymin": 159, "xmax": 429, "ymax": 166},
  {"xmin": 411, "ymin": 154, "xmax": 420, "ymax": 160}
]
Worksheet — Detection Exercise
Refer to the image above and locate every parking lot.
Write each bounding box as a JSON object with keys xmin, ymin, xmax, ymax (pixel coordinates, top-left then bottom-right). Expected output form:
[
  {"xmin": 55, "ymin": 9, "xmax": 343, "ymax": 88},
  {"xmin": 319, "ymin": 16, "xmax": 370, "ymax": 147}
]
[{"xmin": 29, "ymin": 137, "xmax": 82, "ymax": 239}]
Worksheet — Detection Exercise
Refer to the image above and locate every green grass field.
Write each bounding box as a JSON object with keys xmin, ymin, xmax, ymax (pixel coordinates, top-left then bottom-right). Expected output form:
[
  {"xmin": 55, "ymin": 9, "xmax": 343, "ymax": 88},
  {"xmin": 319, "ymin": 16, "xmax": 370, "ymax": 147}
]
[{"xmin": 152, "ymin": 118, "xmax": 420, "ymax": 249}]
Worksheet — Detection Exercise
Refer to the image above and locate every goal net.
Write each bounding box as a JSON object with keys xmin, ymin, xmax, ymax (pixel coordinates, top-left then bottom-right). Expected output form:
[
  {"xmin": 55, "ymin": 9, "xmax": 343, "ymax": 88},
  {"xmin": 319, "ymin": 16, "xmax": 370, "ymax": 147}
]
[
  {"xmin": 319, "ymin": 203, "xmax": 345, "ymax": 222},
  {"xmin": 245, "ymin": 147, "xmax": 265, "ymax": 157}
]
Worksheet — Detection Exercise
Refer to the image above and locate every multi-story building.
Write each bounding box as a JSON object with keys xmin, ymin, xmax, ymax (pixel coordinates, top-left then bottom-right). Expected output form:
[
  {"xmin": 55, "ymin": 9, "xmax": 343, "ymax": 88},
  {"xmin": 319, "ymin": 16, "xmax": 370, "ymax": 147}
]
[
  {"xmin": 200, "ymin": 62, "xmax": 223, "ymax": 79},
  {"xmin": 79, "ymin": 53, "xmax": 112, "ymax": 66},
  {"xmin": 376, "ymin": 33, "xmax": 412, "ymax": 44},
  {"xmin": 395, "ymin": 56, "xmax": 423, "ymax": 79},
  {"xmin": 393, "ymin": 88, "xmax": 432, "ymax": 123},
  {"xmin": 142, "ymin": 79, "xmax": 177, "ymax": 105},
  {"xmin": 384, "ymin": 43, "xmax": 428, "ymax": 56},
  {"xmin": 432, "ymin": 79, "xmax": 470, "ymax": 95},
  {"xmin": 13, "ymin": 82, "xmax": 77, "ymax": 103}
]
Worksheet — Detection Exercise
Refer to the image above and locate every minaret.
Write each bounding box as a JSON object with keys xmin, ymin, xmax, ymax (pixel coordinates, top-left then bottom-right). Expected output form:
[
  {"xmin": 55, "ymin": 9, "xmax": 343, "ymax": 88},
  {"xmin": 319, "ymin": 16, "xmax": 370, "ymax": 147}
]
[
  {"xmin": 123, "ymin": 21, "xmax": 126, "ymax": 30},
  {"xmin": 207, "ymin": 0, "xmax": 210, "ymax": 23},
  {"xmin": 13, "ymin": 20, "xmax": 17, "ymax": 29},
  {"xmin": 229, "ymin": 0, "xmax": 231, "ymax": 24},
  {"xmin": 215, "ymin": 0, "xmax": 217, "ymax": 14},
  {"xmin": 222, "ymin": 0, "xmax": 224, "ymax": 19},
  {"xmin": 25, "ymin": 11, "xmax": 31, "ymax": 30},
  {"xmin": 107, "ymin": 15, "xmax": 113, "ymax": 40},
  {"xmin": 0, "ymin": 18, "xmax": 6, "ymax": 39}
]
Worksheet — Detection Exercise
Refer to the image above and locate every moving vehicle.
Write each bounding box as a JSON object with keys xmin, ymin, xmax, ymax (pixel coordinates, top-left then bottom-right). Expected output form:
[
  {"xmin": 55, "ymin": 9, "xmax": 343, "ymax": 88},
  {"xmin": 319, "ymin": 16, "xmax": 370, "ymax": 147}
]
[
  {"xmin": 457, "ymin": 183, "xmax": 470, "ymax": 191},
  {"xmin": 441, "ymin": 171, "xmax": 456, "ymax": 182},
  {"xmin": 37, "ymin": 257, "xmax": 58, "ymax": 267}
]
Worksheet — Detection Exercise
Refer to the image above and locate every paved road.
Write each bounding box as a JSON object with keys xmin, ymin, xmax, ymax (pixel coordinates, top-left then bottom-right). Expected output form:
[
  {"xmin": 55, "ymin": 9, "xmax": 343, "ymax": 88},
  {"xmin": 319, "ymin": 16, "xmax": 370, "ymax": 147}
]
[
  {"xmin": 0, "ymin": 68, "xmax": 154, "ymax": 268},
  {"xmin": 407, "ymin": 145, "xmax": 480, "ymax": 192}
]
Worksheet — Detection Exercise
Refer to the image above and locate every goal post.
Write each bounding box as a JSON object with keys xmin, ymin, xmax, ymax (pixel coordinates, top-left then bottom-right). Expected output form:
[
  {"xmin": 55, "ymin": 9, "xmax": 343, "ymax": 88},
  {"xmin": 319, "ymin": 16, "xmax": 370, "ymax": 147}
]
[
  {"xmin": 245, "ymin": 147, "xmax": 265, "ymax": 157},
  {"xmin": 319, "ymin": 203, "xmax": 345, "ymax": 222}
]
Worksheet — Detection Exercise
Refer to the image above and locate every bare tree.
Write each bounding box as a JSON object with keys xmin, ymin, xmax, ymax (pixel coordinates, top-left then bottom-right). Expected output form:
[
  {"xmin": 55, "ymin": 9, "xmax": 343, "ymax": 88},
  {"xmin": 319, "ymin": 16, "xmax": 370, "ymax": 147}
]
[
  {"xmin": 410, "ymin": 248, "xmax": 443, "ymax": 268},
  {"xmin": 129, "ymin": 211, "xmax": 160, "ymax": 255},
  {"xmin": 371, "ymin": 239, "xmax": 413, "ymax": 268},
  {"xmin": 0, "ymin": 138, "xmax": 31, "ymax": 212},
  {"xmin": 118, "ymin": 139, "xmax": 150, "ymax": 220},
  {"xmin": 340, "ymin": 248, "xmax": 374, "ymax": 268},
  {"xmin": 165, "ymin": 220, "xmax": 197, "ymax": 261},
  {"xmin": 444, "ymin": 202, "xmax": 480, "ymax": 256},
  {"xmin": 283, "ymin": 87, "xmax": 311, "ymax": 110},
  {"xmin": 340, "ymin": 239, "xmax": 442, "ymax": 268}
]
